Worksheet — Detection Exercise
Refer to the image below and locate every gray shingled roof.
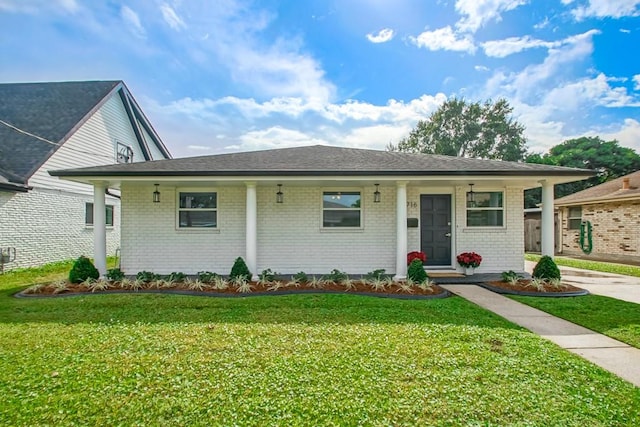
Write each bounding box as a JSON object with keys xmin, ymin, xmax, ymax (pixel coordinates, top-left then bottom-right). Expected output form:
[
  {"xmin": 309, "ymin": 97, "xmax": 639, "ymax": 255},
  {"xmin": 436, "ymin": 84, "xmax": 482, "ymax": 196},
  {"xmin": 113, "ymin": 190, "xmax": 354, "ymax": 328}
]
[
  {"xmin": 555, "ymin": 170, "xmax": 640, "ymax": 205},
  {"xmin": 0, "ymin": 81, "xmax": 121, "ymax": 187},
  {"xmin": 51, "ymin": 145, "xmax": 594, "ymax": 178}
]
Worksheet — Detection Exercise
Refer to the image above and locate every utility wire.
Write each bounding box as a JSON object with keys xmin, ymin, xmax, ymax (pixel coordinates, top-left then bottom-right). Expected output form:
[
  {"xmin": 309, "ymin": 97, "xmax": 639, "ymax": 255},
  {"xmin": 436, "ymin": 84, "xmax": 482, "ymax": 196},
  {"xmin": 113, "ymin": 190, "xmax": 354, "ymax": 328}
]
[{"xmin": 0, "ymin": 118, "xmax": 119, "ymax": 161}]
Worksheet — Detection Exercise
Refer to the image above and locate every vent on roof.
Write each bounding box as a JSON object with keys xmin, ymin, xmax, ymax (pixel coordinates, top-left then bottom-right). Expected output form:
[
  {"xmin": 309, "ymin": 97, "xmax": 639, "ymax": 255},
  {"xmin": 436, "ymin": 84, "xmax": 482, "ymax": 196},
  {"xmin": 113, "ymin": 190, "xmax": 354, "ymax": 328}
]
[
  {"xmin": 622, "ymin": 178, "xmax": 630, "ymax": 190},
  {"xmin": 116, "ymin": 141, "xmax": 134, "ymax": 164}
]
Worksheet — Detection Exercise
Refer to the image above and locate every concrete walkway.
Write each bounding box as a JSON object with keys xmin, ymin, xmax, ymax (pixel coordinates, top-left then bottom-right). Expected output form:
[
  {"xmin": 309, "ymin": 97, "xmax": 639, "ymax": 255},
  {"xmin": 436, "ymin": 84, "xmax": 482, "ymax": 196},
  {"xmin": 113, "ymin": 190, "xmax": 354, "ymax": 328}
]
[
  {"xmin": 524, "ymin": 261, "xmax": 640, "ymax": 304},
  {"xmin": 441, "ymin": 284, "xmax": 640, "ymax": 387}
]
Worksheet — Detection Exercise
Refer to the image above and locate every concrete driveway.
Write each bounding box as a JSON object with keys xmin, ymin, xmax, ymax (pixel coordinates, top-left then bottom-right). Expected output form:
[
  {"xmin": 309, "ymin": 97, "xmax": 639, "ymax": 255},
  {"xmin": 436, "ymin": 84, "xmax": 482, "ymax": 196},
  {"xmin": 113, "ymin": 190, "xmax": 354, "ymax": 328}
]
[{"xmin": 525, "ymin": 261, "xmax": 640, "ymax": 304}]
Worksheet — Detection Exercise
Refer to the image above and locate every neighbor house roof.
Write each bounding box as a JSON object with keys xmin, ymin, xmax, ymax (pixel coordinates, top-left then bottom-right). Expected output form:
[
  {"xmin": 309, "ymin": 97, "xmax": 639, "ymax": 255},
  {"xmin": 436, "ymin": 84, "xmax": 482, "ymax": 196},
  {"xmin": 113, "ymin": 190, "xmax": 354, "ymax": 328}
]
[
  {"xmin": 51, "ymin": 145, "xmax": 594, "ymax": 179},
  {"xmin": 555, "ymin": 170, "xmax": 640, "ymax": 206},
  {"xmin": 0, "ymin": 80, "xmax": 171, "ymax": 192}
]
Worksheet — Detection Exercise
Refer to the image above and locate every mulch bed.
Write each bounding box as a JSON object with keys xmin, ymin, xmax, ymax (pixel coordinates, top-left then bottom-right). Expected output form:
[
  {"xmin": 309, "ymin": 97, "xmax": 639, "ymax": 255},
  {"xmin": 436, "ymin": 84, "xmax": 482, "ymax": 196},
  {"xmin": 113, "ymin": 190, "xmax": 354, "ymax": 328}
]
[
  {"xmin": 482, "ymin": 279, "xmax": 589, "ymax": 296},
  {"xmin": 17, "ymin": 280, "xmax": 450, "ymax": 299}
]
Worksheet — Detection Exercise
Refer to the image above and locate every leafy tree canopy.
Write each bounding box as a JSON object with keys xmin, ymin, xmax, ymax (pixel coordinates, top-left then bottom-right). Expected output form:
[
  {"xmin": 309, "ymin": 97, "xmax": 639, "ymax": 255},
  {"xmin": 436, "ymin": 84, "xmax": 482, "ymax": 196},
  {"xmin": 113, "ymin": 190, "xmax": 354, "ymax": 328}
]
[
  {"xmin": 524, "ymin": 136, "xmax": 640, "ymax": 207},
  {"xmin": 391, "ymin": 97, "xmax": 527, "ymax": 162}
]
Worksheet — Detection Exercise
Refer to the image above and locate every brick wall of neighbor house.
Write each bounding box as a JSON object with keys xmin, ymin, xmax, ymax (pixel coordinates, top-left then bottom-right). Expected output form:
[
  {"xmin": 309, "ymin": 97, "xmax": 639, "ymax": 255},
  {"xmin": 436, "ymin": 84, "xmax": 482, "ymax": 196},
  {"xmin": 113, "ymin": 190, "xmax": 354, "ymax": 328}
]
[
  {"xmin": 561, "ymin": 201, "xmax": 640, "ymax": 263},
  {"xmin": 0, "ymin": 188, "xmax": 120, "ymax": 270},
  {"xmin": 120, "ymin": 184, "xmax": 395, "ymax": 275}
]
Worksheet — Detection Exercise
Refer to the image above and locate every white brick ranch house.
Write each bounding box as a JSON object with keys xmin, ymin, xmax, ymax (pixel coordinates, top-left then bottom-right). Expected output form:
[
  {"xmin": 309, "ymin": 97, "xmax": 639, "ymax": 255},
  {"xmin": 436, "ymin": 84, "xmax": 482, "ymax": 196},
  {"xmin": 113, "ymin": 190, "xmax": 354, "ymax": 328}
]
[
  {"xmin": 51, "ymin": 145, "xmax": 592, "ymax": 279},
  {"xmin": 0, "ymin": 81, "xmax": 171, "ymax": 270}
]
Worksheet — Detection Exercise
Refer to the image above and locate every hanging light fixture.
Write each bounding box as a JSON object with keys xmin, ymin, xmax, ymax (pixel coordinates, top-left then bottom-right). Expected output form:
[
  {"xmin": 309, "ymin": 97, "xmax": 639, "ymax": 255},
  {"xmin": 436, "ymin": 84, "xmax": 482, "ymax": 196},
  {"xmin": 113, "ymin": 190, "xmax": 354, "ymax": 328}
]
[
  {"xmin": 153, "ymin": 184, "xmax": 161, "ymax": 203},
  {"xmin": 276, "ymin": 184, "xmax": 284, "ymax": 203},
  {"xmin": 467, "ymin": 183, "xmax": 475, "ymax": 207},
  {"xmin": 373, "ymin": 183, "xmax": 381, "ymax": 203}
]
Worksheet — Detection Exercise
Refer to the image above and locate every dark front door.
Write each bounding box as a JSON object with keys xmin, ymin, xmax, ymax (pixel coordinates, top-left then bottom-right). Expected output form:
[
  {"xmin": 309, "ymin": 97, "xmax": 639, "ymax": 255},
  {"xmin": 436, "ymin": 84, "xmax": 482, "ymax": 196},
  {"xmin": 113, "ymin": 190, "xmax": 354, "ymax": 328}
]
[{"xmin": 420, "ymin": 195, "xmax": 452, "ymax": 266}]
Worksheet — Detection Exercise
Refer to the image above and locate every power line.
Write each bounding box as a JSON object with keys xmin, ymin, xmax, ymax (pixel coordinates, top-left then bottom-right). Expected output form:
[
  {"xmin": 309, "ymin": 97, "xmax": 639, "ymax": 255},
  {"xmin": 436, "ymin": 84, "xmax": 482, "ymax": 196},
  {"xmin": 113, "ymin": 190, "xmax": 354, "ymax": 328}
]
[{"xmin": 0, "ymin": 118, "xmax": 119, "ymax": 161}]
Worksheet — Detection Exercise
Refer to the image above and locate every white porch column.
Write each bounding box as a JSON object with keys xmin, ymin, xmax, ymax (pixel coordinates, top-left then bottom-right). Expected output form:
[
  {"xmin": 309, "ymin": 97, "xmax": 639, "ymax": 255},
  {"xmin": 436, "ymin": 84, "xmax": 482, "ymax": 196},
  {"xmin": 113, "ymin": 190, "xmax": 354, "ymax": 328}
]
[
  {"xmin": 540, "ymin": 180, "xmax": 555, "ymax": 258},
  {"xmin": 245, "ymin": 182, "xmax": 258, "ymax": 280},
  {"xmin": 93, "ymin": 182, "xmax": 107, "ymax": 276},
  {"xmin": 394, "ymin": 181, "xmax": 408, "ymax": 281}
]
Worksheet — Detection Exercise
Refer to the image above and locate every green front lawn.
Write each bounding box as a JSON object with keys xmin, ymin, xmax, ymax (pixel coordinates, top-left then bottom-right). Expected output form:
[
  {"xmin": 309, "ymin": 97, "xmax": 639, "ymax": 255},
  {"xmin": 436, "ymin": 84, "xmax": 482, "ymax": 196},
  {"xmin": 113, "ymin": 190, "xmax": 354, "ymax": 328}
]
[
  {"xmin": 512, "ymin": 294, "xmax": 640, "ymax": 349},
  {"xmin": 1, "ymin": 264, "xmax": 639, "ymax": 425}
]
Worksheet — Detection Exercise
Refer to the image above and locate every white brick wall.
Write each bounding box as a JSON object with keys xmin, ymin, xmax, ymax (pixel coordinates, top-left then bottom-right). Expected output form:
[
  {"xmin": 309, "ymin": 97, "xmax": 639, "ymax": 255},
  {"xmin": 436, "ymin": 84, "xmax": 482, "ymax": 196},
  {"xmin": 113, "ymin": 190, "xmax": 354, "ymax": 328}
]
[
  {"xmin": 120, "ymin": 184, "xmax": 246, "ymax": 275},
  {"xmin": 453, "ymin": 186, "xmax": 525, "ymax": 273},
  {"xmin": 120, "ymin": 183, "xmax": 526, "ymax": 276},
  {"xmin": 0, "ymin": 188, "xmax": 120, "ymax": 270}
]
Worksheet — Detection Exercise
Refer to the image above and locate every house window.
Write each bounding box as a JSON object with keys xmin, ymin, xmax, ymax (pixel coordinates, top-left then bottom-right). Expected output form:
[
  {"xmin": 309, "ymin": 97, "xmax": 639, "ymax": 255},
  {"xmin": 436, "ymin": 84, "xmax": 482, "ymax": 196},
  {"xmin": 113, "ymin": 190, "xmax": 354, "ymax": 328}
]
[
  {"xmin": 466, "ymin": 191, "xmax": 504, "ymax": 227},
  {"xmin": 178, "ymin": 192, "xmax": 217, "ymax": 228},
  {"xmin": 116, "ymin": 141, "xmax": 134, "ymax": 163},
  {"xmin": 322, "ymin": 191, "xmax": 361, "ymax": 228},
  {"xmin": 85, "ymin": 203, "xmax": 114, "ymax": 227},
  {"xmin": 568, "ymin": 207, "xmax": 582, "ymax": 230}
]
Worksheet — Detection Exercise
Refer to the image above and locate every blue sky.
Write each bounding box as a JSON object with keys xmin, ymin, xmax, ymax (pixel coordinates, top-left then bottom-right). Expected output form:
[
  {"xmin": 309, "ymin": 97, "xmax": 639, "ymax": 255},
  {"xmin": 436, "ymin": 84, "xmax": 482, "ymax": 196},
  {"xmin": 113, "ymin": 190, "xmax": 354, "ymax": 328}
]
[{"xmin": 1, "ymin": 0, "xmax": 639, "ymax": 158}]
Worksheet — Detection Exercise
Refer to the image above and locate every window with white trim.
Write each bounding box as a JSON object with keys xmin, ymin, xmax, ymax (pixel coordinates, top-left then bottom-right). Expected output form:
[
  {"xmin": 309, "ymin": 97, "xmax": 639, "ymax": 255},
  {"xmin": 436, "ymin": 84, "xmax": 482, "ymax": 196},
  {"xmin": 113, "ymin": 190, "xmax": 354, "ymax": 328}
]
[
  {"xmin": 466, "ymin": 191, "xmax": 504, "ymax": 227},
  {"xmin": 178, "ymin": 192, "xmax": 217, "ymax": 228},
  {"xmin": 322, "ymin": 191, "xmax": 361, "ymax": 228},
  {"xmin": 568, "ymin": 206, "xmax": 582, "ymax": 230},
  {"xmin": 85, "ymin": 203, "xmax": 114, "ymax": 227}
]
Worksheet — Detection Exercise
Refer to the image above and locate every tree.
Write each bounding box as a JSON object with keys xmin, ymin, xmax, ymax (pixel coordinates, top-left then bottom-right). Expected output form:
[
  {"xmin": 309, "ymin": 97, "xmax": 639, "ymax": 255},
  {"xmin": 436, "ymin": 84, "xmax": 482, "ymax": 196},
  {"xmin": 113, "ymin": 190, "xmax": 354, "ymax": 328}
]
[
  {"xmin": 524, "ymin": 137, "xmax": 640, "ymax": 207},
  {"xmin": 392, "ymin": 97, "xmax": 528, "ymax": 161}
]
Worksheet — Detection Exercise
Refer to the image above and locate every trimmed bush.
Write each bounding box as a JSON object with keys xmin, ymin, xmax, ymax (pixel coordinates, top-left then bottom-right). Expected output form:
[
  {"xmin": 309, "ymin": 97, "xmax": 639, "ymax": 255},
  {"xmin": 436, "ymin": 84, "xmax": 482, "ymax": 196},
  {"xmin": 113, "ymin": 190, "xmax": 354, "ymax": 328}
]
[
  {"xmin": 532, "ymin": 255, "xmax": 561, "ymax": 280},
  {"xmin": 68, "ymin": 256, "xmax": 100, "ymax": 283},
  {"xmin": 106, "ymin": 268, "xmax": 125, "ymax": 282},
  {"xmin": 407, "ymin": 259, "xmax": 428, "ymax": 283},
  {"xmin": 229, "ymin": 257, "xmax": 251, "ymax": 280},
  {"xmin": 136, "ymin": 271, "xmax": 160, "ymax": 283}
]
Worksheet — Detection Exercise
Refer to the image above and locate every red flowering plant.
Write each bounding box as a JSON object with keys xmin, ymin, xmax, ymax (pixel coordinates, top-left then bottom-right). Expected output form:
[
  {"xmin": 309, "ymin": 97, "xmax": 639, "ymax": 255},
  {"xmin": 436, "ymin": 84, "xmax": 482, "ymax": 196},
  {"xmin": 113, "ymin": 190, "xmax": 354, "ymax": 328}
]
[
  {"xmin": 407, "ymin": 251, "xmax": 427, "ymax": 266},
  {"xmin": 456, "ymin": 252, "xmax": 482, "ymax": 268}
]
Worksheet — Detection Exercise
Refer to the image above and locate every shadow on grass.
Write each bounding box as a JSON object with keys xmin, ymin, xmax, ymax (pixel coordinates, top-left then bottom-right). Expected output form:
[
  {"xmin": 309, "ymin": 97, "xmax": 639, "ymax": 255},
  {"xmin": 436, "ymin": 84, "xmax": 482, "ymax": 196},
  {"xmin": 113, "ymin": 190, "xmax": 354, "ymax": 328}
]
[{"xmin": 0, "ymin": 286, "xmax": 520, "ymax": 329}]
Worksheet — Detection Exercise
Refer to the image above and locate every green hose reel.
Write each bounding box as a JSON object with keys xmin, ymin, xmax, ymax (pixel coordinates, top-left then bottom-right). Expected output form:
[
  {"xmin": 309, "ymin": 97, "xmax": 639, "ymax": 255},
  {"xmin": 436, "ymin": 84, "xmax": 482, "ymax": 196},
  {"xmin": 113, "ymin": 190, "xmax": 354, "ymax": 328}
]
[{"xmin": 579, "ymin": 220, "xmax": 593, "ymax": 254}]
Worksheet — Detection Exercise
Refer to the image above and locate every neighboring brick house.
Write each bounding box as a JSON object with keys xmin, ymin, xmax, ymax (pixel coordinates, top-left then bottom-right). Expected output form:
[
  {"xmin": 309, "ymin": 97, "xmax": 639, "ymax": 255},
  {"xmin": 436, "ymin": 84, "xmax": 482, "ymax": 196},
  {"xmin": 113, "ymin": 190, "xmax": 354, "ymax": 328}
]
[
  {"xmin": 51, "ymin": 145, "xmax": 592, "ymax": 279},
  {"xmin": 0, "ymin": 81, "xmax": 171, "ymax": 270},
  {"xmin": 555, "ymin": 171, "xmax": 640, "ymax": 264}
]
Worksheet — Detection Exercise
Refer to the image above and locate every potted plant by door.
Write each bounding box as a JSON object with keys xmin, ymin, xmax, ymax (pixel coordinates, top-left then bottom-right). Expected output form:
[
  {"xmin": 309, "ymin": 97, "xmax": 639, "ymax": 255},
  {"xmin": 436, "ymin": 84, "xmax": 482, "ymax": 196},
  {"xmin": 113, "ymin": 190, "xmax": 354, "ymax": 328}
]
[{"xmin": 457, "ymin": 252, "xmax": 482, "ymax": 275}]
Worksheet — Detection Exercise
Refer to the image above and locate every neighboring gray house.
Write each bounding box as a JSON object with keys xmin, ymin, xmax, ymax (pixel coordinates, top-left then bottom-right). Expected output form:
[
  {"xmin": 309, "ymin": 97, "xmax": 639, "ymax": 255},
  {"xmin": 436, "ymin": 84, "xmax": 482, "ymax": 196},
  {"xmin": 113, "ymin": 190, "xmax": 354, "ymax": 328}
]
[
  {"xmin": 555, "ymin": 170, "xmax": 640, "ymax": 264},
  {"xmin": 0, "ymin": 81, "xmax": 171, "ymax": 270},
  {"xmin": 52, "ymin": 145, "xmax": 592, "ymax": 279}
]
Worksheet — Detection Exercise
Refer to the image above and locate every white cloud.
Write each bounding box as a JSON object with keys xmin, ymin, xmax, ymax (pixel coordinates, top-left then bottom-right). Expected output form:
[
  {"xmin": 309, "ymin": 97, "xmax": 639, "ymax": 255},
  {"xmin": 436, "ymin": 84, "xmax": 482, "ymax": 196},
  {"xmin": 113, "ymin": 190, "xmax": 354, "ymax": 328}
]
[
  {"xmin": 634, "ymin": 74, "xmax": 640, "ymax": 90},
  {"xmin": 455, "ymin": 0, "xmax": 528, "ymax": 33},
  {"xmin": 600, "ymin": 119, "xmax": 640, "ymax": 151},
  {"xmin": 121, "ymin": 6, "xmax": 145, "ymax": 38},
  {"xmin": 570, "ymin": 0, "xmax": 640, "ymax": 20},
  {"xmin": 620, "ymin": 28, "xmax": 631, "ymax": 33},
  {"xmin": 366, "ymin": 28, "xmax": 395, "ymax": 43},
  {"xmin": 228, "ymin": 126, "xmax": 328, "ymax": 152},
  {"xmin": 475, "ymin": 65, "xmax": 490, "ymax": 71},
  {"xmin": 160, "ymin": 3, "xmax": 186, "ymax": 30},
  {"xmin": 482, "ymin": 35, "xmax": 564, "ymax": 58},
  {"xmin": 187, "ymin": 145, "xmax": 213, "ymax": 151},
  {"xmin": 543, "ymin": 73, "xmax": 640, "ymax": 109},
  {"xmin": 0, "ymin": 0, "xmax": 78, "ymax": 13},
  {"xmin": 410, "ymin": 26, "xmax": 476, "ymax": 53}
]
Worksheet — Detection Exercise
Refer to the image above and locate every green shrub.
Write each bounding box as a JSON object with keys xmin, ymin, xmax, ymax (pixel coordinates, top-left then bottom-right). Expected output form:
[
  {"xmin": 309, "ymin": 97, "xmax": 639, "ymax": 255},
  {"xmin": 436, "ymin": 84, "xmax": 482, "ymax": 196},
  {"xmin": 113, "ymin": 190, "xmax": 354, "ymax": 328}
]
[
  {"xmin": 532, "ymin": 255, "xmax": 561, "ymax": 280},
  {"xmin": 136, "ymin": 271, "xmax": 161, "ymax": 283},
  {"xmin": 106, "ymin": 268, "xmax": 125, "ymax": 282},
  {"xmin": 167, "ymin": 272, "xmax": 187, "ymax": 282},
  {"xmin": 365, "ymin": 269, "xmax": 386, "ymax": 280},
  {"xmin": 68, "ymin": 256, "xmax": 100, "ymax": 284},
  {"xmin": 407, "ymin": 259, "xmax": 428, "ymax": 283},
  {"xmin": 259, "ymin": 269, "xmax": 277, "ymax": 282},
  {"xmin": 501, "ymin": 270, "xmax": 521, "ymax": 282},
  {"xmin": 324, "ymin": 269, "xmax": 348, "ymax": 283},
  {"xmin": 197, "ymin": 271, "xmax": 218, "ymax": 283},
  {"xmin": 229, "ymin": 257, "xmax": 251, "ymax": 280},
  {"xmin": 293, "ymin": 271, "xmax": 309, "ymax": 283}
]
